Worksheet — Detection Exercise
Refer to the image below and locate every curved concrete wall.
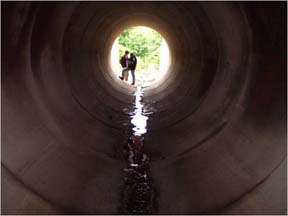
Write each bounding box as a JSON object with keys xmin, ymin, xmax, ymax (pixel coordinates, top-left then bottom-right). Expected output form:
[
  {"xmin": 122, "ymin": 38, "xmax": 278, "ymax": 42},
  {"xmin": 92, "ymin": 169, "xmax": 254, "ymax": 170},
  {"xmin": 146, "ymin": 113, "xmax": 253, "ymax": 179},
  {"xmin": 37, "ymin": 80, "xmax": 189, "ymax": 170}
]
[{"xmin": 2, "ymin": 2, "xmax": 286, "ymax": 214}]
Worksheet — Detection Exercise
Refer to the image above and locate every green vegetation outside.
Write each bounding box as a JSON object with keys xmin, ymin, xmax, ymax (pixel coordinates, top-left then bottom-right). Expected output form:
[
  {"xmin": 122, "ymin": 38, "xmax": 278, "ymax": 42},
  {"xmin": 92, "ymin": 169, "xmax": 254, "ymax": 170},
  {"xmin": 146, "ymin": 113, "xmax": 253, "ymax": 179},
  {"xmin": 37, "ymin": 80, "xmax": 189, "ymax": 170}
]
[{"xmin": 118, "ymin": 26, "xmax": 163, "ymax": 70}]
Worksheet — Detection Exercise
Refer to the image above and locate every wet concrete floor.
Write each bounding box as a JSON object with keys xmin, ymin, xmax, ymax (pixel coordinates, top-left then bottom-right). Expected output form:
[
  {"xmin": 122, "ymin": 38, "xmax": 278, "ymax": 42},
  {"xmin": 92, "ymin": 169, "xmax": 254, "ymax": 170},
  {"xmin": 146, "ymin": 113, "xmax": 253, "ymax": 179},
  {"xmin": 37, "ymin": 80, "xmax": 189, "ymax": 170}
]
[{"xmin": 118, "ymin": 86, "xmax": 157, "ymax": 214}]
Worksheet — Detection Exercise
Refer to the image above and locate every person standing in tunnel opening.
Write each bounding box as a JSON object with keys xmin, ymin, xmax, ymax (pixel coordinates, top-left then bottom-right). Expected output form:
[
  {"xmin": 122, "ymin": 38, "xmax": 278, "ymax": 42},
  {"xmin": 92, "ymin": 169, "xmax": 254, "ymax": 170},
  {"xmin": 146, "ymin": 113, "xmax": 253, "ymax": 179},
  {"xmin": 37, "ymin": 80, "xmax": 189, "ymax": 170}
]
[
  {"xmin": 119, "ymin": 50, "xmax": 130, "ymax": 81},
  {"xmin": 128, "ymin": 53, "xmax": 137, "ymax": 85}
]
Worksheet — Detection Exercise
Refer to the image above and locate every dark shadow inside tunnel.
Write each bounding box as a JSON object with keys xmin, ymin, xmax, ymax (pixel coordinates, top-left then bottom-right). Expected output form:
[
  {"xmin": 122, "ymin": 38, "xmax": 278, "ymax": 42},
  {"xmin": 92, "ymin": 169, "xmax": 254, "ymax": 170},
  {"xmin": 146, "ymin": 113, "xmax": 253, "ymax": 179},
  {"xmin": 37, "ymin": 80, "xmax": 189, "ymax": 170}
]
[{"xmin": 1, "ymin": 1, "xmax": 287, "ymax": 215}]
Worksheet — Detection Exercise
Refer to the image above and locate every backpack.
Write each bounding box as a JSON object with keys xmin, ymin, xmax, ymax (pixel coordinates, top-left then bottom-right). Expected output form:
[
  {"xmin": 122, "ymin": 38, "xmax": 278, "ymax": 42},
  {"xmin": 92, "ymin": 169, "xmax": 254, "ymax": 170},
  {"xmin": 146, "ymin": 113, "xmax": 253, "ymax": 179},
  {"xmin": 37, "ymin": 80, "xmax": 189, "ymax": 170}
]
[{"xmin": 120, "ymin": 56, "xmax": 126, "ymax": 67}]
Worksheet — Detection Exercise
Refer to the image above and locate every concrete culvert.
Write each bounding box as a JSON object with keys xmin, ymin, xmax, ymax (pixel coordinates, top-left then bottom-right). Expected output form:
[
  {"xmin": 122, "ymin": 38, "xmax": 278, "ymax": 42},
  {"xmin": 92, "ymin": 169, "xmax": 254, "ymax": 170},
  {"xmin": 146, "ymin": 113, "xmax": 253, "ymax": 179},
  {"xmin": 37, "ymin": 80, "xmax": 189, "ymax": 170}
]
[{"xmin": 1, "ymin": 1, "xmax": 286, "ymax": 215}]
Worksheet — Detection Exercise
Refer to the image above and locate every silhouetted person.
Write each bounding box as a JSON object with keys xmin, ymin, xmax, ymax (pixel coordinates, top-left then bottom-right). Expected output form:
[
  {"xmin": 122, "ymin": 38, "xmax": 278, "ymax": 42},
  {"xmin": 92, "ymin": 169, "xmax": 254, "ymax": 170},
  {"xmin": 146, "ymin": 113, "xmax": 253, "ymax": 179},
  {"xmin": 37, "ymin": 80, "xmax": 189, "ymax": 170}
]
[
  {"xmin": 119, "ymin": 50, "xmax": 130, "ymax": 81},
  {"xmin": 128, "ymin": 53, "xmax": 137, "ymax": 85}
]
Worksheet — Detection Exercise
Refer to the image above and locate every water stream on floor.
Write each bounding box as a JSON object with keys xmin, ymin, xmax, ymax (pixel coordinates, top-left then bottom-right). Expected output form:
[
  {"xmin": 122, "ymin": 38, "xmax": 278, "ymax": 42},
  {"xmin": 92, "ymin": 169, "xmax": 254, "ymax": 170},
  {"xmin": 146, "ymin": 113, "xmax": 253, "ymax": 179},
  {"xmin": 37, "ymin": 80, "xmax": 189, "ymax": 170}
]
[{"xmin": 118, "ymin": 85, "xmax": 157, "ymax": 214}]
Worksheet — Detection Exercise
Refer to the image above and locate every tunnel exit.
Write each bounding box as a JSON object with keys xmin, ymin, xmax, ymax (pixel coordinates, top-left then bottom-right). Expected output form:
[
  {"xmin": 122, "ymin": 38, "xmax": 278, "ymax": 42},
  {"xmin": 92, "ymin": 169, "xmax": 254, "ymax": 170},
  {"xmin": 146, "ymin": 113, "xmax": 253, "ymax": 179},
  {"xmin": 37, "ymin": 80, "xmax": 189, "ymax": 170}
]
[
  {"xmin": 1, "ymin": 1, "xmax": 286, "ymax": 215},
  {"xmin": 110, "ymin": 26, "xmax": 170, "ymax": 87}
]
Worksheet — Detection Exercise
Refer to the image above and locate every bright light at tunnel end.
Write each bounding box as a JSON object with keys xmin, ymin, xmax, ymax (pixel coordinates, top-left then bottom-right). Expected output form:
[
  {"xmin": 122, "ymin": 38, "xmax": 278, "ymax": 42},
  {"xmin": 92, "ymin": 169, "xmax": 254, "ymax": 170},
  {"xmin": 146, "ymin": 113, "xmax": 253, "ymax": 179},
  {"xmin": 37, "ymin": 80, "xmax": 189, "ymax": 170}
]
[{"xmin": 110, "ymin": 26, "xmax": 171, "ymax": 88}]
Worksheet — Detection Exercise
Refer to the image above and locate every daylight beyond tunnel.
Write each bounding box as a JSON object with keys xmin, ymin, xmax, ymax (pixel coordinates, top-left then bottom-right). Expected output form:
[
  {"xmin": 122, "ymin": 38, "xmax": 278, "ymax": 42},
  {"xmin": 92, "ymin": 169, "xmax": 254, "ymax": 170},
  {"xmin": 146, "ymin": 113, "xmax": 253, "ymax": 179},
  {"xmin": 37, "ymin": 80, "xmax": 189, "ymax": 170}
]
[
  {"xmin": 1, "ymin": 1, "xmax": 287, "ymax": 215},
  {"xmin": 110, "ymin": 26, "xmax": 170, "ymax": 87}
]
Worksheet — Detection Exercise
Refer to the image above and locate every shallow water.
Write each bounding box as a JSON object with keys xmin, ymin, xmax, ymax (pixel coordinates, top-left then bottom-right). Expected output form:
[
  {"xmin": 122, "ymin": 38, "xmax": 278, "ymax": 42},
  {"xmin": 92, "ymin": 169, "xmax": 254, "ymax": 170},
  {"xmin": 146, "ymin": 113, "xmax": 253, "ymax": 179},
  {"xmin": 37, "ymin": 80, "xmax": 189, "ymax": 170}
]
[{"xmin": 118, "ymin": 85, "xmax": 157, "ymax": 214}]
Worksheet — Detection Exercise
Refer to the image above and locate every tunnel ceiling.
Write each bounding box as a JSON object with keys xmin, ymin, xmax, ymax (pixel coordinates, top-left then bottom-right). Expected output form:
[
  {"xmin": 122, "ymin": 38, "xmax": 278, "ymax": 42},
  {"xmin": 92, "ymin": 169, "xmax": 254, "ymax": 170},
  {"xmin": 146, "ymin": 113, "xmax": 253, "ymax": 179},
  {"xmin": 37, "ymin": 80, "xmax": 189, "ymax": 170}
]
[{"xmin": 1, "ymin": 1, "xmax": 287, "ymax": 215}]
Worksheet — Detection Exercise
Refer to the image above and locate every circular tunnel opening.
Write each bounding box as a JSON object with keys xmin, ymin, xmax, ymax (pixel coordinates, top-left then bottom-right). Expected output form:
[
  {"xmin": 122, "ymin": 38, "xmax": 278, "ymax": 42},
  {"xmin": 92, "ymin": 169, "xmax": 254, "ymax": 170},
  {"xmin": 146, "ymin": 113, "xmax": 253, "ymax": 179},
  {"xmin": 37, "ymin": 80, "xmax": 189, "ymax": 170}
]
[
  {"xmin": 110, "ymin": 26, "xmax": 171, "ymax": 87},
  {"xmin": 1, "ymin": 1, "xmax": 286, "ymax": 215}
]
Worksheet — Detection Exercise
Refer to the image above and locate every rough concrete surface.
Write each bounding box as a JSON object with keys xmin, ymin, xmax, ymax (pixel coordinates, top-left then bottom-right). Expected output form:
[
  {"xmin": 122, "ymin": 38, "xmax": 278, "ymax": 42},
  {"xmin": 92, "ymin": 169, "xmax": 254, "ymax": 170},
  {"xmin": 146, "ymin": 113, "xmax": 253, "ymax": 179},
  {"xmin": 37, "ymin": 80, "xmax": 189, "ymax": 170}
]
[{"xmin": 1, "ymin": 1, "xmax": 287, "ymax": 214}]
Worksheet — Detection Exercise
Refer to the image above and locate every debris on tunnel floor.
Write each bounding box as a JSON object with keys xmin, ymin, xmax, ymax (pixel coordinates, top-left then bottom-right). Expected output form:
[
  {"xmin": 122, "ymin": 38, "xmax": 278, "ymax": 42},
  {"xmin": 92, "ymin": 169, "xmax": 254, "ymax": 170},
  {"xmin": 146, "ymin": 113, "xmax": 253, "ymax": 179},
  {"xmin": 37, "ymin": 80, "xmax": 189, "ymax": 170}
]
[
  {"xmin": 118, "ymin": 86, "xmax": 157, "ymax": 214},
  {"xmin": 1, "ymin": 1, "xmax": 286, "ymax": 214}
]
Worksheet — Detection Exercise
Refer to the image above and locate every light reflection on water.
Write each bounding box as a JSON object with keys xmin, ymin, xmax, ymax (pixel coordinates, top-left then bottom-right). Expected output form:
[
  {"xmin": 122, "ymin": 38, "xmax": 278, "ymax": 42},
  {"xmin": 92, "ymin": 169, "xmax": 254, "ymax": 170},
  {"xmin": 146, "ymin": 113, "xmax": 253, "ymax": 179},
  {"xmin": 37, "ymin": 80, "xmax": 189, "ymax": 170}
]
[
  {"xmin": 130, "ymin": 86, "xmax": 149, "ymax": 136},
  {"xmin": 119, "ymin": 85, "xmax": 156, "ymax": 214}
]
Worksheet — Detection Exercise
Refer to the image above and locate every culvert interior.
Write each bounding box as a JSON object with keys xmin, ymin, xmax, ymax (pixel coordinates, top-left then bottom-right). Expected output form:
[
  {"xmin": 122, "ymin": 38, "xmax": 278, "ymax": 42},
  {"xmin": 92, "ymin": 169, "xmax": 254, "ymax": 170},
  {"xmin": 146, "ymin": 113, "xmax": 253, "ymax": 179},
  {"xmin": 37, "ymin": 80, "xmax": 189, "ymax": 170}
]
[{"xmin": 2, "ymin": 1, "xmax": 287, "ymax": 215}]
